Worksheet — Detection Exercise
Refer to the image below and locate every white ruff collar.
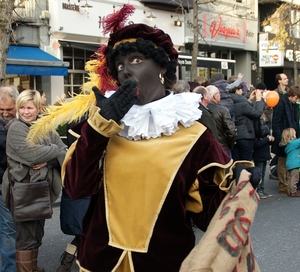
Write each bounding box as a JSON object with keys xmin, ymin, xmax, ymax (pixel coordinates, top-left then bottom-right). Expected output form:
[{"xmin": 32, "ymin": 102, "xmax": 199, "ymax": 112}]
[{"xmin": 113, "ymin": 92, "xmax": 202, "ymax": 141}]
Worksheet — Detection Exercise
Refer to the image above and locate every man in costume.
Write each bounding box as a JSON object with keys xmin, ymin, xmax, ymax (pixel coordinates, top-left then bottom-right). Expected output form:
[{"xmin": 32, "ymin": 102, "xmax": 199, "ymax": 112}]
[{"xmin": 28, "ymin": 5, "xmax": 261, "ymax": 272}]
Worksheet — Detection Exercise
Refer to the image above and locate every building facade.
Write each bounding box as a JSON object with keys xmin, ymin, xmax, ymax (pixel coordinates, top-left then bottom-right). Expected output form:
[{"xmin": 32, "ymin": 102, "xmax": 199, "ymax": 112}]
[{"xmin": 6, "ymin": 0, "xmax": 259, "ymax": 103}]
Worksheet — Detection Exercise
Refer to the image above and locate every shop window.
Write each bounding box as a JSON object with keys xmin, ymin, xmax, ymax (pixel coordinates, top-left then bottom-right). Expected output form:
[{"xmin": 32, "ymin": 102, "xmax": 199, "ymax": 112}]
[
  {"xmin": 5, "ymin": 75, "xmax": 39, "ymax": 93},
  {"xmin": 73, "ymin": 73, "xmax": 83, "ymax": 85},
  {"xmin": 63, "ymin": 47, "xmax": 94, "ymax": 97},
  {"xmin": 63, "ymin": 47, "xmax": 73, "ymax": 57},
  {"xmin": 74, "ymin": 59, "xmax": 84, "ymax": 70}
]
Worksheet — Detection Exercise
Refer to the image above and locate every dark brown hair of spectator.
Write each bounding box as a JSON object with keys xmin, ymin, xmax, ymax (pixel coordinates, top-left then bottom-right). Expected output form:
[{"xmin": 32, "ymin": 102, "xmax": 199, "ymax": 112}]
[
  {"xmin": 229, "ymin": 84, "xmax": 243, "ymax": 93},
  {"xmin": 287, "ymin": 85, "xmax": 300, "ymax": 97},
  {"xmin": 275, "ymin": 73, "xmax": 283, "ymax": 85},
  {"xmin": 188, "ymin": 81, "xmax": 200, "ymax": 92}
]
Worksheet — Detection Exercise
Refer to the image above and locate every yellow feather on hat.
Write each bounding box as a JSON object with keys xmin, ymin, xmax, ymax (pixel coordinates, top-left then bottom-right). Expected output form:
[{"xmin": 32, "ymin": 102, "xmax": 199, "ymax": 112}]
[
  {"xmin": 27, "ymin": 54, "xmax": 111, "ymax": 144},
  {"xmin": 26, "ymin": 91, "xmax": 95, "ymax": 144}
]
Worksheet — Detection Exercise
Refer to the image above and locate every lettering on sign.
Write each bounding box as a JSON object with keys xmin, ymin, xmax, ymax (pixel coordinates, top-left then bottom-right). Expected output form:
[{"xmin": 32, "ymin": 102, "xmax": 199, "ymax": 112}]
[
  {"xmin": 260, "ymin": 55, "xmax": 279, "ymax": 65},
  {"xmin": 178, "ymin": 59, "xmax": 192, "ymax": 66},
  {"xmin": 62, "ymin": 3, "xmax": 80, "ymax": 12},
  {"xmin": 259, "ymin": 41, "xmax": 283, "ymax": 67},
  {"xmin": 209, "ymin": 17, "xmax": 240, "ymax": 39},
  {"xmin": 246, "ymin": 30, "xmax": 254, "ymax": 37}
]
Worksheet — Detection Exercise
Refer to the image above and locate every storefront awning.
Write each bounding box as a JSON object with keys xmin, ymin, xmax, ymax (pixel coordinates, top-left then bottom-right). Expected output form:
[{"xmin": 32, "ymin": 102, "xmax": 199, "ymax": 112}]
[{"xmin": 6, "ymin": 45, "xmax": 69, "ymax": 76}]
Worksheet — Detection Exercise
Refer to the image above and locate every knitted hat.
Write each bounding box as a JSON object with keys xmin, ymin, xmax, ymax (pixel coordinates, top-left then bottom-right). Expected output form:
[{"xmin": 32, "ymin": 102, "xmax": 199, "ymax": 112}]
[
  {"xmin": 210, "ymin": 72, "xmax": 224, "ymax": 83},
  {"xmin": 241, "ymin": 82, "xmax": 249, "ymax": 93},
  {"xmin": 256, "ymin": 83, "xmax": 267, "ymax": 90}
]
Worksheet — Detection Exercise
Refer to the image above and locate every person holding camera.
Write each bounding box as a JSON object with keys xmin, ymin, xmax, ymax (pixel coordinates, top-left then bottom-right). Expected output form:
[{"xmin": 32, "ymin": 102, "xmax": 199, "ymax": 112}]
[{"xmin": 229, "ymin": 84, "xmax": 265, "ymax": 161}]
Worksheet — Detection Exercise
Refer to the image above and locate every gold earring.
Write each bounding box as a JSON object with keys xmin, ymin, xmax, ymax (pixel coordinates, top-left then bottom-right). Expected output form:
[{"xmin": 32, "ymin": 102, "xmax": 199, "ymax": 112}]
[{"xmin": 159, "ymin": 73, "xmax": 164, "ymax": 84}]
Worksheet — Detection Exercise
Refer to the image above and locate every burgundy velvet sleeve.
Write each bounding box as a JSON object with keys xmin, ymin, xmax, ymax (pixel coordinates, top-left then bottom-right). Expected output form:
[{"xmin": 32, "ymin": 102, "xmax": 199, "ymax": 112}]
[
  {"xmin": 189, "ymin": 130, "xmax": 231, "ymax": 231},
  {"xmin": 64, "ymin": 120, "xmax": 109, "ymax": 199}
]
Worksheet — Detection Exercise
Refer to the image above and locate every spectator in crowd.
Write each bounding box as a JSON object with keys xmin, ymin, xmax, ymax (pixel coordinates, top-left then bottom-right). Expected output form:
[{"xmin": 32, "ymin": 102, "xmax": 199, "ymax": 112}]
[
  {"xmin": 187, "ymin": 81, "xmax": 200, "ymax": 92},
  {"xmin": 280, "ymin": 127, "xmax": 300, "ymax": 197},
  {"xmin": 252, "ymin": 113, "xmax": 274, "ymax": 199},
  {"xmin": 266, "ymin": 74, "xmax": 289, "ymax": 130},
  {"xmin": 267, "ymin": 75, "xmax": 289, "ymax": 181},
  {"xmin": 37, "ymin": 89, "xmax": 47, "ymax": 113},
  {"xmin": 193, "ymin": 85, "xmax": 218, "ymax": 139},
  {"xmin": 274, "ymin": 73, "xmax": 289, "ymax": 96},
  {"xmin": 253, "ymin": 82, "xmax": 276, "ymax": 181},
  {"xmin": 173, "ymin": 80, "xmax": 190, "ymax": 93},
  {"xmin": 207, "ymin": 85, "xmax": 237, "ymax": 156},
  {"xmin": 194, "ymin": 76, "xmax": 209, "ymax": 87},
  {"xmin": 3, "ymin": 90, "xmax": 67, "ymax": 272},
  {"xmin": 209, "ymin": 72, "xmax": 244, "ymax": 120},
  {"xmin": 229, "ymin": 84, "xmax": 265, "ymax": 161},
  {"xmin": 17, "ymin": 85, "xmax": 25, "ymax": 94},
  {"xmin": 0, "ymin": 86, "xmax": 18, "ymax": 272},
  {"xmin": 271, "ymin": 86, "xmax": 300, "ymax": 194},
  {"xmin": 227, "ymin": 76, "xmax": 249, "ymax": 96}
]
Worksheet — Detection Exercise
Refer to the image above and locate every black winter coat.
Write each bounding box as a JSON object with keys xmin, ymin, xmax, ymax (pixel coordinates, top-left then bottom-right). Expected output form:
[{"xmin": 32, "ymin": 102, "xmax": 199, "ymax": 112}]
[
  {"xmin": 230, "ymin": 93, "xmax": 265, "ymax": 140},
  {"xmin": 271, "ymin": 94, "xmax": 299, "ymax": 157},
  {"xmin": 253, "ymin": 137, "xmax": 272, "ymax": 162},
  {"xmin": 197, "ymin": 104, "xmax": 218, "ymax": 139}
]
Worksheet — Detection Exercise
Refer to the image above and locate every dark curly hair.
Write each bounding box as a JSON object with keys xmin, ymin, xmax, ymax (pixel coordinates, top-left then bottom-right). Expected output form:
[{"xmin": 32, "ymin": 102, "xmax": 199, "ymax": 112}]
[
  {"xmin": 229, "ymin": 84, "xmax": 243, "ymax": 93},
  {"xmin": 106, "ymin": 38, "xmax": 177, "ymax": 89}
]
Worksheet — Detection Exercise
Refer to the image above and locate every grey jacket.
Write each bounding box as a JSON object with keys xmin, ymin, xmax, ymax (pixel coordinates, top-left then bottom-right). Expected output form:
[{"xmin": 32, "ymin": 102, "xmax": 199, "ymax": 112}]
[{"xmin": 2, "ymin": 119, "xmax": 67, "ymax": 203}]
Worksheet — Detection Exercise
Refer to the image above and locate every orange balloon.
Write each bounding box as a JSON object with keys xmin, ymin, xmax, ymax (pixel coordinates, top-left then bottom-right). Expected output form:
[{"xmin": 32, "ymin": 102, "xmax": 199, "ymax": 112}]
[{"xmin": 265, "ymin": 91, "xmax": 279, "ymax": 108}]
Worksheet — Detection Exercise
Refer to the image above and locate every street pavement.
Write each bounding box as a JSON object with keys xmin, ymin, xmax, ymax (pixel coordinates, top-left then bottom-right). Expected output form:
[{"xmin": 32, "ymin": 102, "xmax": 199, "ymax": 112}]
[{"xmin": 39, "ymin": 174, "xmax": 300, "ymax": 272}]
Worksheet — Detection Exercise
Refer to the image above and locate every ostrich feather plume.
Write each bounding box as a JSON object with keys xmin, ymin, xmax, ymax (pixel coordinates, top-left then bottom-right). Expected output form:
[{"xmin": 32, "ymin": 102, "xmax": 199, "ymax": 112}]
[
  {"xmin": 27, "ymin": 92, "xmax": 95, "ymax": 144},
  {"xmin": 102, "ymin": 4, "xmax": 135, "ymax": 35}
]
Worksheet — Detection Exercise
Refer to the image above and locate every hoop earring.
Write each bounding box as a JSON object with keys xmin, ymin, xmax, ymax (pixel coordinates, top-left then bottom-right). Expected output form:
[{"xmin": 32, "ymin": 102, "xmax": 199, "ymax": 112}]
[{"xmin": 159, "ymin": 73, "xmax": 164, "ymax": 85}]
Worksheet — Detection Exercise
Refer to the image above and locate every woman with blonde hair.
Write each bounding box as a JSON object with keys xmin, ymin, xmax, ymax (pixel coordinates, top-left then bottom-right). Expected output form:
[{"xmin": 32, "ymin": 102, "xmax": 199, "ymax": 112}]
[
  {"xmin": 280, "ymin": 127, "xmax": 300, "ymax": 196},
  {"xmin": 2, "ymin": 90, "xmax": 67, "ymax": 271}
]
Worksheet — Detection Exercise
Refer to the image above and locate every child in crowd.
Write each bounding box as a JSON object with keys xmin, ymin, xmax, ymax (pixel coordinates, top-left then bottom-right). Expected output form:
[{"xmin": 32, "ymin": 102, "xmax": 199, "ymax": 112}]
[
  {"xmin": 280, "ymin": 128, "xmax": 300, "ymax": 197},
  {"xmin": 252, "ymin": 113, "xmax": 274, "ymax": 199}
]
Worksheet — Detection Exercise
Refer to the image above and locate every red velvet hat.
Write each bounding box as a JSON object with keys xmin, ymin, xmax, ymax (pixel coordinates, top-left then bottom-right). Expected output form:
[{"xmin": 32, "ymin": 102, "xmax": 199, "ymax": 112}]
[{"xmin": 107, "ymin": 24, "xmax": 178, "ymax": 62}]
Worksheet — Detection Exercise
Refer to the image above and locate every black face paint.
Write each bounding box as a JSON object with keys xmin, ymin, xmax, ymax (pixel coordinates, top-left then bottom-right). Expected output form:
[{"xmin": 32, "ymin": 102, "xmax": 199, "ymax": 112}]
[{"xmin": 116, "ymin": 52, "xmax": 165, "ymax": 105}]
